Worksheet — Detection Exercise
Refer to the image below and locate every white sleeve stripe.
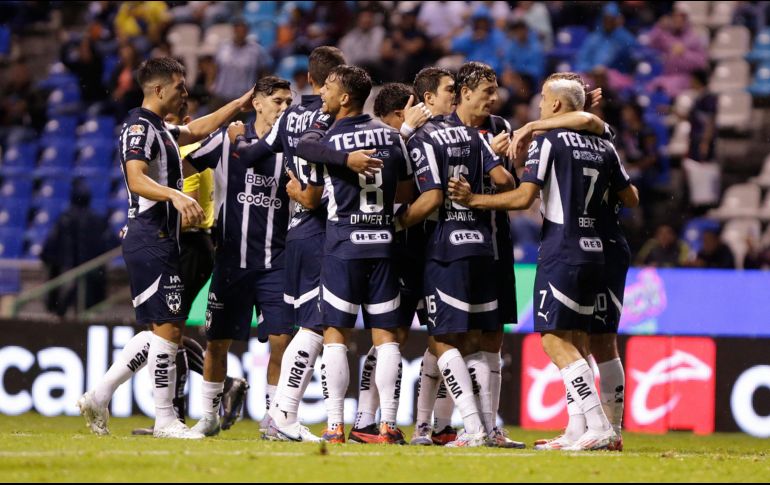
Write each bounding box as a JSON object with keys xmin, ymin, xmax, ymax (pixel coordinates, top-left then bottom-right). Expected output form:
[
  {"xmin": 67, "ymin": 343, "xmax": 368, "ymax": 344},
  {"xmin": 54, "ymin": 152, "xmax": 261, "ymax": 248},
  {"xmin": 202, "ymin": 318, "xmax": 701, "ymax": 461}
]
[
  {"xmin": 144, "ymin": 125, "xmax": 156, "ymax": 161},
  {"xmin": 265, "ymin": 112, "xmax": 283, "ymax": 145},
  {"xmin": 399, "ymin": 137, "xmax": 412, "ymax": 175},
  {"xmin": 537, "ymin": 138, "xmax": 551, "ymax": 182},
  {"xmin": 189, "ymin": 132, "xmax": 224, "ymax": 159},
  {"xmin": 423, "ymin": 142, "xmax": 441, "ymax": 184},
  {"xmin": 609, "ymin": 143, "xmax": 630, "ymax": 181},
  {"xmin": 480, "ymin": 135, "xmax": 499, "ymax": 161}
]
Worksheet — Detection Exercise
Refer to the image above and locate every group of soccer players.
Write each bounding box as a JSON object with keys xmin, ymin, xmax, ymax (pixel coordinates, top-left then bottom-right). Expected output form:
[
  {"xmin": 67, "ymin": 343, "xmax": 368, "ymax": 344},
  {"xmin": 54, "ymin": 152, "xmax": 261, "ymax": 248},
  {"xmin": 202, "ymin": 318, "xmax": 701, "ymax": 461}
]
[{"xmin": 77, "ymin": 43, "xmax": 638, "ymax": 451}]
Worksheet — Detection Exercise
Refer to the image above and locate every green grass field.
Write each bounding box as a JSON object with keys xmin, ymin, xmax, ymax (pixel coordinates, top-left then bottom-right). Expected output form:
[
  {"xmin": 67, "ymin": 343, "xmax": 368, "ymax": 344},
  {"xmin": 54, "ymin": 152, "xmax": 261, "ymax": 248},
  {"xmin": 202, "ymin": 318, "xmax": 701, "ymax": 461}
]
[{"xmin": 1, "ymin": 413, "xmax": 768, "ymax": 482}]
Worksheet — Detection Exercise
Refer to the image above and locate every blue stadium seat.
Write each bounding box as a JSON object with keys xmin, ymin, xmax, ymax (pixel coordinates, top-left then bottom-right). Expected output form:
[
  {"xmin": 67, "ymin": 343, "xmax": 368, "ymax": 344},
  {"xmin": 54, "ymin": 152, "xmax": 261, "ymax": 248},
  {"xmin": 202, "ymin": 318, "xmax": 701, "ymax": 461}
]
[
  {"xmin": 0, "ymin": 25, "xmax": 10, "ymax": 56},
  {"xmin": 76, "ymin": 143, "xmax": 114, "ymax": 170},
  {"xmin": 748, "ymin": 63, "xmax": 770, "ymax": 97},
  {"xmin": 90, "ymin": 197, "xmax": 109, "ymax": 217},
  {"xmin": 0, "ymin": 174, "xmax": 33, "ymax": 200},
  {"xmin": 682, "ymin": 218, "xmax": 721, "ymax": 254},
  {"xmin": 514, "ymin": 242, "xmax": 539, "ymax": 264},
  {"xmin": 46, "ymin": 84, "xmax": 82, "ymax": 117},
  {"xmin": 101, "ymin": 53, "xmax": 119, "ymax": 87},
  {"xmin": 0, "ymin": 143, "xmax": 38, "ymax": 176},
  {"xmin": 37, "ymin": 63, "xmax": 79, "ymax": 92},
  {"xmin": 43, "ymin": 115, "xmax": 79, "ymax": 139},
  {"xmin": 37, "ymin": 176, "xmax": 72, "ymax": 201},
  {"xmin": 549, "ymin": 26, "xmax": 589, "ymax": 61},
  {"xmin": 634, "ymin": 58, "xmax": 664, "ymax": 86},
  {"xmin": 0, "ymin": 198, "xmax": 29, "ymax": 229},
  {"xmin": 35, "ymin": 141, "xmax": 76, "ymax": 177},
  {"xmin": 79, "ymin": 116, "xmax": 116, "ymax": 139},
  {"xmin": 80, "ymin": 176, "xmax": 111, "ymax": 201},
  {"xmin": 244, "ymin": 0, "xmax": 277, "ymax": 17},
  {"xmin": 251, "ymin": 18, "xmax": 277, "ymax": 49},
  {"xmin": 0, "ymin": 228, "xmax": 25, "ymax": 258},
  {"xmin": 24, "ymin": 225, "xmax": 52, "ymax": 260},
  {"xmin": 109, "ymin": 184, "xmax": 129, "ymax": 209},
  {"xmin": 30, "ymin": 198, "xmax": 67, "ymax": 228},
  {"xmin": 0, "ymin": 268, "xmax": 21, "ymax": 295},
  {"xmin": 747, "ymin": 28, "xmax": 770, "ymax": 63}
]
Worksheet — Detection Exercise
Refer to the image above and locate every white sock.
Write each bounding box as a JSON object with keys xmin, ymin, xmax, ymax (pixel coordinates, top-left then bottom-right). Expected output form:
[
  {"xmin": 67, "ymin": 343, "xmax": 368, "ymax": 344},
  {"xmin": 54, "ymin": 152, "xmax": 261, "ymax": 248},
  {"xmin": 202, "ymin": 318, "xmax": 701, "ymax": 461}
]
[
  {"xmin": 354, "ymin": 346, "xmax": 379, "ymax": 429},
  {"xmin": 565, "ymin": 391, "xmax": 587, "ymax": 441},
  {"xmin": 92, "ymin": 330, "xmax": 152, "ymax": 407},
  {"xmin": 322, "ymin": 343, "xmax": 348, "ymax": 429},
  {"xmin": 561, "ymin": 359, "xmax": 610, "ymax": 433},
  {"xmin": 201, "ymin": 380, "xmax": 224, "ymax": 419},
  {"xmin": 482, "ymin": 351, "xmax": 502, "ymax": 428},
  {"xmin": 434, "ymin": 382, "xmax": 455, "ymax": 431},
  {"xmin": 464, "ymin": 352, "xmax": 493, "ymax": 433},
  {"xmin": 375, "ymin": 342, "xmax": 402, "ymax": 425},
  {"xmin": 265, "ymin": 384, "xmax": 276, "ymax": 414},
  {"xmin": 272, "ymin": 329, "xmax": 323, "ymax": 427},
  {"xmin": 437, "ymin": 349, "xmax": 484, "ymax": 435},
  {"xmin": 415, "ymin": 349, "xmax": 440, "ymax": 427},
  {"xmin": 598, "ymin": 357, "xmax": 625, "ymax": 433},
  {"xmin": 149, "ymin": 333, "xmax": 179, "ymax": 429}
]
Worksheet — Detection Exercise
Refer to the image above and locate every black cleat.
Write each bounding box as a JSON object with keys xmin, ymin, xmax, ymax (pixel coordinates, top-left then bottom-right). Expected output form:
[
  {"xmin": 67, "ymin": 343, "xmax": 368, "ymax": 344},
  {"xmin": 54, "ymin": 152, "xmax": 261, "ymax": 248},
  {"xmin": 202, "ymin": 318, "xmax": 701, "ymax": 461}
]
[
  {"xmin": 348, "ymin": 423, "xmax": 381, "ymax": 444},
  {"xmin": 220, "ymin": 378, "xmax": 249, "ymax": 430}
]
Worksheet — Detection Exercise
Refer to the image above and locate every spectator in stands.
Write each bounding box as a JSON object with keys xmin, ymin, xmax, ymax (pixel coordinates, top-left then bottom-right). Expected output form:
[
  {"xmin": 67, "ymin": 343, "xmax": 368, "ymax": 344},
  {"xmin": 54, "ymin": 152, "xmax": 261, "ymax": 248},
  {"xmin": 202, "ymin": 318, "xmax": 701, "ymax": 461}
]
[
  {"xmin": 733, "ymin": 1, "xmax": 770, "ymax": 36},
  {"xmin": 168, "ymin": 1, "xmax": 232, "ymax": 29},
  {"xmin": 618, "ymin": 102, "xmax": 659, "ymax": 222},
  {"xmin": 472, "ymin": 1, "xmax": 512, "ymax": 29},
  {"xmin": 190, "ymin": 53, "xmax": 216, "ymax": 107},
  {"xmin": 744, "ymin": 235, "xmax": 770, "ymax": 269},
  {"xmin": 210, "ymin": 17, "xmax": 272, "ymax": 109},
  {"xmin": 0, "ymin": 58, "xmax": 46, "ymax": 134},
  {"xmin": 417, "ymin": 1, "xmax": 469, "ymax": 41},
  {"xmin": 448, "ymin": 6, "xmax": 508, "ymax": 74},
  {"xmin": 114, "ymin": 1, "xmax": 170, "ymax": 51},
  {"xmin": 108, "ymin": 41, "xmax": 143, "ymax": 121},
  {"xmin": 41, "ymin": 178, "xmax": 119, "ymax": 317},
  {"xmin": 59, "ymin": 25, "xmax": 106, "ymax": 104},
  {"xmin": 635, "ymin": 223, "xmax": 690, "ymax": 267},
  {"xmin": 502, "ymin": 19, "xmax": 544, "ymax": 83},
  {"xmin": 574, "ymin": 2, "xmax": 637, "ymax": 75},
  {"xmin": 646, "ymin": 6, "xmax": 708, "ymax": 98},
  {"xmin": 685, "ymin": 229, "xmax": 736, "ymax": 269},
  {"xmin": 510, "ymin": 1, "xmax": 553, "ymax": 50},
  {"xmin": 380, "ymin": 8, "xmax": 432, "ymax": 83},
  {"xmin": 687, "ymin": 69, "xmax": 717, "ymax": 163},
  {"xmin": 337, "ymin": 8, "xmax": 386, "ymax": 78}
]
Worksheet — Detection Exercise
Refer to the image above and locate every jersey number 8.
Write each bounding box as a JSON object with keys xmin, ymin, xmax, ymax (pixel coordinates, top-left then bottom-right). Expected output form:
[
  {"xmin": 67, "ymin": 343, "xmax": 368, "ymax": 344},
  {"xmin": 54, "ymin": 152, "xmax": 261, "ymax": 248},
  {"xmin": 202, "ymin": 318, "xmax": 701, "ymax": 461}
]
[{"xmin": 358, "ymin": 171, "xmax": 384, "ymax": 213}]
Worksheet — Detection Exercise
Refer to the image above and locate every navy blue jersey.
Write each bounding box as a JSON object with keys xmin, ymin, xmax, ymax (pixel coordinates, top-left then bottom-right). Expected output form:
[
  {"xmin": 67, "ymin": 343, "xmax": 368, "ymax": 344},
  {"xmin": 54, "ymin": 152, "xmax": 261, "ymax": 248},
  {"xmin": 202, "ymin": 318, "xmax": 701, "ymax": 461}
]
[
  {"xmin": 321, "ymin": 114, "xmax": 411, "ymax": 259},
  {"xmin": 474, "ymin": 113, "xmax": 515, "ymax": 262},
  {"xmin": 521, "ymin": 128, "xmax": 627, "ymax": 265},
  {"xmin": 408, "ymin": 114, "xmax": 501, "ymax": 263},
  {"xmin": 596, "ymin": 123, "xmax": 631, "ymax": 250},
  {"xmin": 187, "ymin": 123, "xmax": 289, "ymax": 270},
  {"xmin": 119, "ymin": 107, "xmax": 183, "ymax": 250},
  {"xmin": 261, "ymin": 94, "xmax": 332, "ymax": 240}
]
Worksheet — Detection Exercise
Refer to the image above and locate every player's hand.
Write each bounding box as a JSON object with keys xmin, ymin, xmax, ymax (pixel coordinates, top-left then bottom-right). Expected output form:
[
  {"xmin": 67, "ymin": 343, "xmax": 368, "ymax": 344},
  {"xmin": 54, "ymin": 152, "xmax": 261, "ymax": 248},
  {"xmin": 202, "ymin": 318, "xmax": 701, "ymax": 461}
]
[
  {"xmin": 171, "ymin": 190, "xmax": 204, "ymax": 228},
  {"xmin": 238, "ymin": 87, "xmax": 254, "ymax": 111},
  {"xmin": 491, "ymin": 131, "xmax": 511, "ymax": 157},
  {"xmin": 403, "ymin": 95, "xmax": 431, "ymax": 131},
  {"xmin": 227, "ymin": 121, "xmax": 245, "ymax": 144},
  {"xmin": 286, "ymin": 169, "xmax": 302, "ymax": 202},
  {"xmin": 346, "ymin": 149, "xmax": 383, "ymax": 177},
  {"xmin": 447, "ymin": 175, "xmax": 474, "ymax": 207},
  {"xmin": 587, "ymin": 87, "xmax": 602, "ymax": 109},
  {"xmin": 508, "ymin": 125, "xmax": 534, "ymax": 160}
]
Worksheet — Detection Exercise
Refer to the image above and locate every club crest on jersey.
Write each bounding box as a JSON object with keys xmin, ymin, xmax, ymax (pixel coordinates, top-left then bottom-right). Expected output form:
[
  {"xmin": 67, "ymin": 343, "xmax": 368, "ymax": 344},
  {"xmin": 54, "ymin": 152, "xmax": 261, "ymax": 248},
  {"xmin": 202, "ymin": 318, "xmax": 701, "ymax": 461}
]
[
  {"xmin": 129, "ymin": 124, "xmax": 145, "ymax": 135},
  {"xmin": 166, "ymin": 292, "xmax": 182, "ymax": 314}
]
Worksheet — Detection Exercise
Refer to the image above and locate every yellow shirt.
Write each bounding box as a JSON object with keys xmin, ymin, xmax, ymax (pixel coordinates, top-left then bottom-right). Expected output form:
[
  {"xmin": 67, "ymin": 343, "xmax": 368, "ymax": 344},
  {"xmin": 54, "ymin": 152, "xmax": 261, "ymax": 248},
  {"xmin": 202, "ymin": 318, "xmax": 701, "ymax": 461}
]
[{"xmin": 181, "ymin": 142, "xmax": 215, "ymax": 231}]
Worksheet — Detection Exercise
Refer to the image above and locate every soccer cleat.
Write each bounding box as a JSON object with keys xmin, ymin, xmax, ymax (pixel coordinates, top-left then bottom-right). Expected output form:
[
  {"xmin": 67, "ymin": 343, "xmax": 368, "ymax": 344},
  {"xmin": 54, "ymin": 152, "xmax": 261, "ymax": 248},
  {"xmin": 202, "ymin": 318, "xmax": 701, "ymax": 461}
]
[
  {"xmin": 220, "ymin": 378, "xmax": 249, "ymax": 431},
  {"xmin": 487, "ymin": 427, "xmax": 526, "ymax": 449},
  {"xmin": 562, "ymin": 428, "xmax": 615, "ymax": 451},
  {"xmin": 534, "ymin": 434, "xmax": 574, "ymax": 450},
  {"xmin": 153, "ymin": 420, "xmax": 205, "ymax": 440},
  {"xmin": 77, "ymin": 391, "xmax": 110, "ymax": 436},
  {"xmin": 191, "ymin": 415, "xmax": 221, "ymax": 437},
  {"xmin": 445, "ymin": 430, "xmax": 488, "ymax": 448},
  {"xmin": 431, "ymin": 425, "xmax": 457, "ymax": 445},
  {"xmin": 131, "ymin": 427, "xmax": 154, "ymax": 436},
  {"xmin": 607, "ymin": 432, "xmax": 623, "ymax": 451},
  {"xmin": 376, "ymin": 423, "xmax": 407, "ymax": 445},
  {"xmin": 264, "ymin": 421, "xmax": 323, "ymax": 442},
  {"xmin": 259, "ymin": 413, "xmax": 274, "ymax": 434},
  {"xmin": 348, "ymin": 423, "xmax": 381, "ymax": 444},
  {"xmin": 410, "ymin": 423, "xmax": 434, "ymax": 446},
  {"xmin": 321, "ymin": 424, "xmax": 346, "ymax": 444}
]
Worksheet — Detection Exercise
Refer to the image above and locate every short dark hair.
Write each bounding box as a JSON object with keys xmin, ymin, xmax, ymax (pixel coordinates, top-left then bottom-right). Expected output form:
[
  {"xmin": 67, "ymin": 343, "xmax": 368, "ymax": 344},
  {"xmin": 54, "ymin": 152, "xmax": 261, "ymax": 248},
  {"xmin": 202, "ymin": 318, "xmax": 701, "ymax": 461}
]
[
  {"xmin": 413, "ymin": 67, "xmax": 453, "ymax": 103},
  {"xmin": 308, "ymin": 46, "xmax": 346, "ymax": 87},
  {"xmin": 328, "ymin": 65, "xmax": 371, "ymax": 110},
  {"xmin": 136, "ymin": 57, "xmax": 186, "ymax": 89},
  {"xmin": 456, "ymin": 61, "xmax": 496, "ymax": 98},
  {"xmin": 252, "ymin": 75, "xmax": 291, "ymax": 98},
  {"xmin": 374, "ymin": 83, "xmax": 413, "ymax": 118}
]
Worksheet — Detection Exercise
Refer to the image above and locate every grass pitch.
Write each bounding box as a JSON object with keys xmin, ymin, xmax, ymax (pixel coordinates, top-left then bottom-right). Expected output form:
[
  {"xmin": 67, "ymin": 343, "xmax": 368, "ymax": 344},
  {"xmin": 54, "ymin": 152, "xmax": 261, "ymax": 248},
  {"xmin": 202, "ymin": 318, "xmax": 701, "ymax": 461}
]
[{"xmin": 0, "ymin": 413, "xmax": 768, "ymax": 482}]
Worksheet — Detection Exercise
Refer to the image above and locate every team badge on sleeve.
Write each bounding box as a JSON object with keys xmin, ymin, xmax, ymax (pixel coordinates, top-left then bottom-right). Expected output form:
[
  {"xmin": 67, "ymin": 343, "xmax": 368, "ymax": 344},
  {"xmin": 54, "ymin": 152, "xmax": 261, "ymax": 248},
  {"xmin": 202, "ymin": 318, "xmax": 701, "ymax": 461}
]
[{"xmin": 129, "ymin": 124, "xmax": 146, "ymax": 135}]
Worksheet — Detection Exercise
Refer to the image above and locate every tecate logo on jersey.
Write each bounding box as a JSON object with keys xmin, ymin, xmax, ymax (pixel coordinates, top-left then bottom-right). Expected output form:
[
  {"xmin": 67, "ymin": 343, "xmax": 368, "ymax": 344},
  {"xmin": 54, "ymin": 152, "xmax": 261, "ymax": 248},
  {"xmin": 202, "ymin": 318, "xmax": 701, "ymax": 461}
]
[
  {"xmin": 349, "ymin": 230, "xmax": 392, "ymax": 244},
  {"xmin": 449, "ymin": 230, "xmax": 484, "ymax": 245},
  {"xmin": 237, "ymin": 192, "xmax": 282, "ymax": 209},
  {"xmin": 579, "ymin": 237, "xmax": 604, "ymax": 252},
  {"xmin": 625, "ymin": 336, "xmax": 715, "ymax": 434}
]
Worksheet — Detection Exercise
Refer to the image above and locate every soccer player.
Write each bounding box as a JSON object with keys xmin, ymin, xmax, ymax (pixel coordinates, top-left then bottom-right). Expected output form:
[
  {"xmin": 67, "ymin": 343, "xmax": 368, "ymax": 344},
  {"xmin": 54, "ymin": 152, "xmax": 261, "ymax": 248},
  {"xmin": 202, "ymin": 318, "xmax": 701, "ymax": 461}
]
[
  {"xmin": 184, "ymin": 76, "xmax": 294, "ymax": 437},
  {"xmin": 509, "ymin": 100, "xmax": 638, "ymax": 452},
  {"xmin": 346, "ymin": 82, "xmax": 432, "ymax": 443},
  {"xmin": 448, "ymin": 72, "xmax": 636, "ymax": 451},
  {"xmin": 299, "ymin": 65, "xmax": 412, "ymax": 445},
  {"xmin": 77, "ymin": 57, "xmax": 253, "ymax": 439},
  {"xmin": 396, "ymin": 87, "xmax": 513, "ymax": 448}
]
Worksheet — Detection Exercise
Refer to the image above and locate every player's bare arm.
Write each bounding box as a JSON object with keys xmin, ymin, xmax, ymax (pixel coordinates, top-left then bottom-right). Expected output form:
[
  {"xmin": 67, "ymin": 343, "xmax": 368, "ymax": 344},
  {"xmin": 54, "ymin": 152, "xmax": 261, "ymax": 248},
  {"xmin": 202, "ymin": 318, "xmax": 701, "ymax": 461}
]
[
  {"xmin": 295, "ymin": 130, "xmax": 383, "ymax": 177},
  {"xmin": 285, "ymin": 169, "xmax": 322, "ymax": 209},
  {"xmin": 125, "ymin": 159, "xmax": 204, "ymax": 227},
  {"xmin": 448, "ymin": 176, "xmax": 538, "ymax": 211},
  {"xmin": 397, "ymin": 188, "xmax": 442, "ymax": 229},
  {"xmin": 618, "ymin": 184, "xmax": 640, "ymax": 209},
  {"xmin": 489, "ymin": 165, "xmax": 516, "ymax": 192},
  {"xmin": 176, "ymin": 88, "xmax": 253, "ymax": 145},
  {"xmin": 509, "ymin": 111, "xmax": 605, "ymax": 159}
]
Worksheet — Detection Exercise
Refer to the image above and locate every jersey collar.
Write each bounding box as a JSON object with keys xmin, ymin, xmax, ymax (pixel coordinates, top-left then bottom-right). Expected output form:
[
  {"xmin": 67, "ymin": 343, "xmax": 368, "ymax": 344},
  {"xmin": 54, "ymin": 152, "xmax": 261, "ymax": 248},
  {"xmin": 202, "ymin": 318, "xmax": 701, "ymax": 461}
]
[
  {"xmin": 135, "ymin": 107, "xmax": 165, "ymax": 129},
  {"xmin": 334, "ymin": 113, "xmax": 372, "ymax": 127}
]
